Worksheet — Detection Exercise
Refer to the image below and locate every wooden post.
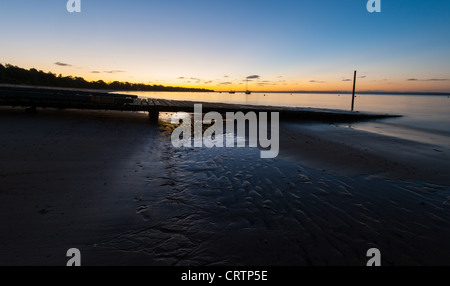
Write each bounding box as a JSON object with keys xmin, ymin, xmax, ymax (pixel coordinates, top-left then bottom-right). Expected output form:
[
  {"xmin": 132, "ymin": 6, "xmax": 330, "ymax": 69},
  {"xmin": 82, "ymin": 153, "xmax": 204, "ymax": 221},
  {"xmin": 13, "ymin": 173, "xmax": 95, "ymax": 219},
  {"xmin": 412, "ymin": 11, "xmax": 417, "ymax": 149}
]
[
  {"xmin": 25, "ymin": 106, "xmax": 37, "ymax": 114},
  {"xmin": 351, "ymin": 70, "xmax": 357, "ymax": 112},
  {"xmin": 148, "ymin": 110, "xmax": 159, "ymax": 122}
]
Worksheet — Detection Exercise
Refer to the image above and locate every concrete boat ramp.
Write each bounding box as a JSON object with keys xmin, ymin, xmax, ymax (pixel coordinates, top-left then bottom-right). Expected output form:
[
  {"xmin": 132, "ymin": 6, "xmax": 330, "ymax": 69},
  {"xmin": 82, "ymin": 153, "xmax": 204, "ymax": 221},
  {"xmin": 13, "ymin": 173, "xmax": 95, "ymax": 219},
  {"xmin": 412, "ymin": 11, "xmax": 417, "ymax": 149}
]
[{"xmin": 0, "ymin": 86, "xmax": 401, "ymax": 122}]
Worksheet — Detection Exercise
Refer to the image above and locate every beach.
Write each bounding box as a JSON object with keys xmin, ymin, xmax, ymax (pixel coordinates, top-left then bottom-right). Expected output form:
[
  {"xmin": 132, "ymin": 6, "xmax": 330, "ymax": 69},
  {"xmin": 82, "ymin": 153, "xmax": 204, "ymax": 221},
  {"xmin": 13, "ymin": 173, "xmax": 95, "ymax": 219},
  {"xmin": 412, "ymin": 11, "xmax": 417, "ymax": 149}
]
[
  {"xmin": 279, "ymin": 122, "xmax": 450, "ymax": 185},
  {"xmin": 1, "ymin": 106, "xmax": 449, "ymax": 266}
]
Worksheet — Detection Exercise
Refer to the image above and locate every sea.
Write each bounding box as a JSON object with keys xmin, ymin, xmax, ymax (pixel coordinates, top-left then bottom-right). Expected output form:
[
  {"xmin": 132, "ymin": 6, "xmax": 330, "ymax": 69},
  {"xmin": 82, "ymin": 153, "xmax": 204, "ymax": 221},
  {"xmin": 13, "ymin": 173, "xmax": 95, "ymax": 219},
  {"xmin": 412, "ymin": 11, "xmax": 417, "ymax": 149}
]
[{"xmin": 120, "ymin": 91, "xmax": 450, "ymax": 147}]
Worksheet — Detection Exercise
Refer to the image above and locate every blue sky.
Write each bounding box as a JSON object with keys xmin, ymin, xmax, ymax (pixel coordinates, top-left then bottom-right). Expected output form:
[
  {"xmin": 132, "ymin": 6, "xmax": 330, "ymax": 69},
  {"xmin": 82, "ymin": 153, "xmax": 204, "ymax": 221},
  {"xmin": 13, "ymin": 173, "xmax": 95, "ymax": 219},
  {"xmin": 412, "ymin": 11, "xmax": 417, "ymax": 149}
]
[{"xmin": 1, "ymin": 0, "xmax": 449, "ymax": 91}]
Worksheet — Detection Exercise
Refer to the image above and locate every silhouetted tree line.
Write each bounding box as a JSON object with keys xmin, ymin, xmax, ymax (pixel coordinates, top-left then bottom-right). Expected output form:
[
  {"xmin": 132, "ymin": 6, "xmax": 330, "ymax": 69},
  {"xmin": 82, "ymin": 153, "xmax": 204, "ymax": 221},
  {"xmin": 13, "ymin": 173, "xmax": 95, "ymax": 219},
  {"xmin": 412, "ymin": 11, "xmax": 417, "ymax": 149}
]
[{"xmin": 0, "ymin": 64, "xmax": 213, "ymax": 92}]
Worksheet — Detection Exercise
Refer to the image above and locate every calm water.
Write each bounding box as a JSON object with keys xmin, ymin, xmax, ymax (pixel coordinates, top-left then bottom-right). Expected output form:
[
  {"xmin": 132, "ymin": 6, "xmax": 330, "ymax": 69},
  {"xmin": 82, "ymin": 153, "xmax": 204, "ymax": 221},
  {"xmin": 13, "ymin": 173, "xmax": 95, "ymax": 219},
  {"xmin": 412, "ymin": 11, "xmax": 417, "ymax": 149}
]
[{"xmin": 120, "ymin": 91, "xmax": 450, "ymax": 146}]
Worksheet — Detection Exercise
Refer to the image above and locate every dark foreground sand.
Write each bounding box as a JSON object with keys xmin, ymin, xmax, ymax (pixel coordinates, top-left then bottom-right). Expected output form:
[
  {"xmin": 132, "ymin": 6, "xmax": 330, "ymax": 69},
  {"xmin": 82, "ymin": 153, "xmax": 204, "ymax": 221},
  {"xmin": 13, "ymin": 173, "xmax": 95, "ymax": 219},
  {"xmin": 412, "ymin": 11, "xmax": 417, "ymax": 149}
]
[{"xmin": 0, "ymin": 107, "xmax": 449, "ymax": 266}]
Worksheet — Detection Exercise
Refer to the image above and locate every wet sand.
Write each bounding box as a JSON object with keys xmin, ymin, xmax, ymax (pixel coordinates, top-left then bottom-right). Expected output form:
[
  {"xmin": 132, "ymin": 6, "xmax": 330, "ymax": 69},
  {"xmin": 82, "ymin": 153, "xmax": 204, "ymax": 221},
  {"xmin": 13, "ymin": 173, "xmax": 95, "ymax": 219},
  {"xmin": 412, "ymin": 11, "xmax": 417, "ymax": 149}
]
[
  {"xmin": 1, "ymin": 107, "xmax": 450, "ymax": 266},
  {"xmin": 278, "ymin": 122, "xmax": 450, "ymax": 185}
]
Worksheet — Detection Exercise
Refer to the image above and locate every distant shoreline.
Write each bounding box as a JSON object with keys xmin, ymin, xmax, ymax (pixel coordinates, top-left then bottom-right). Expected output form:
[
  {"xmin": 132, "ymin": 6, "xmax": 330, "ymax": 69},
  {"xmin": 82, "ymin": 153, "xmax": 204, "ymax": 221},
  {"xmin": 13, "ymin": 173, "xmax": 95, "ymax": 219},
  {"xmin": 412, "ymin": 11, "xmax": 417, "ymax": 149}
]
[
  {"xmin": 1, "ymin": 83, "xmax": 449, "ymax": 97},
  {"xmin": 0, "ymin": 83, "xmax": 211, "ymax": 94},
  {"xmin": 243, "ymin": 90, "xmax": 450, "ymax": 96},
  {"xmin": 0, "ymin": 64, "xmax": 213, "ymax": 93}
]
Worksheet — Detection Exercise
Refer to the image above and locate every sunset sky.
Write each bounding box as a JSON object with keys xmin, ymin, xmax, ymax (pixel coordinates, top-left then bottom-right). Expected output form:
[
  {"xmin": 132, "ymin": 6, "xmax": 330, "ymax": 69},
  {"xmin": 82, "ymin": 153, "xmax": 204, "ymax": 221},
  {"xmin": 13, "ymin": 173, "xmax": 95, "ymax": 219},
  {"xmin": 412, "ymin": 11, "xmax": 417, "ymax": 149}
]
[{"xmin": 1, "ymin": 0, "xmax": 449, "ymax": 92}]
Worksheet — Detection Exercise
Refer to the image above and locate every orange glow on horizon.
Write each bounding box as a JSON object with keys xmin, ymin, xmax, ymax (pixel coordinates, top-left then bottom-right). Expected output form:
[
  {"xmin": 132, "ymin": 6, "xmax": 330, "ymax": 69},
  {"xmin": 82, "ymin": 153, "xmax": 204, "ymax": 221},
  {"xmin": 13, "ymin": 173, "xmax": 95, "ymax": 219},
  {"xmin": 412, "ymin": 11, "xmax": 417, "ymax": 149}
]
[
  {"xmin": 80, "ymin": 71, "xmax": 450, "ymax": 93},
  {"xmin": 6, "ymin": 63, "xmax": 449, "ymax": 93}
]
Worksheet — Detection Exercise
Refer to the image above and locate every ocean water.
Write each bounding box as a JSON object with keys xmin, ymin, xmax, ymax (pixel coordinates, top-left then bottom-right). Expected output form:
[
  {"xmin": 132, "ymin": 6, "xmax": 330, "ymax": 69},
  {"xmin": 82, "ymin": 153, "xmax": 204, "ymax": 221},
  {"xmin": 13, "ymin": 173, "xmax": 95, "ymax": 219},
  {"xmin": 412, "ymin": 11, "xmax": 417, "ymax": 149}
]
[{"xmin": 121, "ymin": 91, "xmax": 450, "ymax": 146}]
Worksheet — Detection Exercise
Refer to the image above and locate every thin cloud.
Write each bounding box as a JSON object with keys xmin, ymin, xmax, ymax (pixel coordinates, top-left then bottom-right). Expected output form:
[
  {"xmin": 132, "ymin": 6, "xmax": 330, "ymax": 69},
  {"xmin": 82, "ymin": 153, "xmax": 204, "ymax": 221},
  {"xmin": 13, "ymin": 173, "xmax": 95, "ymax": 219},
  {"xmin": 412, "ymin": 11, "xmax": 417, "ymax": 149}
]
[
  {"xmin": 103, "ymin": 70, "xmax": 125, "ymax": 74},
  {"xmin": 407, "ymin": 78, "xmax": 448, "ymax": 82},
  {"xmin": 54, "ymin": 62, "xmax": 72, "ymax": 67},
  {"xmin": 178, "ymin": 76, "xmax": 202, "ymax": 83},
  {"xmin": 342, "ymin": 79, "xmax": 352, "ymax": 82},
  {"xmin": 359, "ymin": 75, "xmax": 367, "ymax": 79},
  {"xmin": 257, "ymin": 82, "xmax": 274, "ymax": 86},
  {"xmin": 219, "ymin": 82, "xmax": 232, "ymax": 85},
  {"xmin": 223, "ymin": 75, "xmax": 229, "ymax": 78},
  {"xmin": 426, "ymin": 78, "xmax": 449, "ymax": 81},
  {"xmin": 91, "ymin": 71, "xmax": 101, "ymax": 74},
  {"xmin": 246, "ymin": 75, "xmax": 260, "ymax": 79},
  {"xmin": 309, "ymin": 80, "xmax": 325, "ymax": 83}
]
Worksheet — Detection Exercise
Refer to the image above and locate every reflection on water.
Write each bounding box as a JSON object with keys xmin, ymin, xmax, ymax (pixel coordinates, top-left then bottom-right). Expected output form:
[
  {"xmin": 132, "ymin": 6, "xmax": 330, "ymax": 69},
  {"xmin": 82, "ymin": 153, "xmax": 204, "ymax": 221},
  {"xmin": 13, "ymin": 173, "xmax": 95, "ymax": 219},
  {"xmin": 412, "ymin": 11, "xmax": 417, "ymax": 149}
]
[
  {"xmin": 121, "ymin": 91, "xmax": 357, "ymax": 110},
  {"xmin": 122, "ymin": 91, "xmax": 450, "ymax": 146}
]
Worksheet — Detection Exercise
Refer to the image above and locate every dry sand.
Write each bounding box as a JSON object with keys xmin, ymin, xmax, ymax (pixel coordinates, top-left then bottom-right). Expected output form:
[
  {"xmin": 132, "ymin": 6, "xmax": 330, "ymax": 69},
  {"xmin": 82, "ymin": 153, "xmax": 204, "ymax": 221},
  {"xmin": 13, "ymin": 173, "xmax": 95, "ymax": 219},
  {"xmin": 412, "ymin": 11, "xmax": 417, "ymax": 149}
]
[{"xmin": 1, "ymin": 107, "xmax": 450, "ymax": 266}]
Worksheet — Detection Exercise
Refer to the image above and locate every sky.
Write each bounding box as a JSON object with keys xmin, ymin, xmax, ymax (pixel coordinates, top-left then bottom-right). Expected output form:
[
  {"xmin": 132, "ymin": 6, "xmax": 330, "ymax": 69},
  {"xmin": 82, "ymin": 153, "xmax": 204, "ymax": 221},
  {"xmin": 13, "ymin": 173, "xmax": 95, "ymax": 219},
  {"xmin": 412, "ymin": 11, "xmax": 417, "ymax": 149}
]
[{"xmin": 1, "ymin": 0, "xmax": 450, "ymax": 92}]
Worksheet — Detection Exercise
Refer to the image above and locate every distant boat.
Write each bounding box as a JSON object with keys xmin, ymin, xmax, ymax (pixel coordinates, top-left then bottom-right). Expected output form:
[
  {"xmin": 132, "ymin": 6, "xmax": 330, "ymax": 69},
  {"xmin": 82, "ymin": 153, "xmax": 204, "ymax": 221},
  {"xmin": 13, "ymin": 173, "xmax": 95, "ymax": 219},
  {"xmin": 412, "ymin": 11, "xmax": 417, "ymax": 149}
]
[
  {"xmin": 229, "ymin": 91, "xmax": 235, "ymax": 94},
  {"xmin": 245, "ymin": 78, "xmax": 251, "ymax": 94}
]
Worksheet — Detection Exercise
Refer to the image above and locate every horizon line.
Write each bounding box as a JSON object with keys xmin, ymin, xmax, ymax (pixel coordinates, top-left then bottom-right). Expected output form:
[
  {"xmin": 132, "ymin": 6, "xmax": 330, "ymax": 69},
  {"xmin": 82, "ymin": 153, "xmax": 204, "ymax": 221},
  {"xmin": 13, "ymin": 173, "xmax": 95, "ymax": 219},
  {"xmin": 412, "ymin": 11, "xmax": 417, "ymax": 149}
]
[{"xmin": 218, "ymin": 90, "xmax": 450, "ymax": 95}]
